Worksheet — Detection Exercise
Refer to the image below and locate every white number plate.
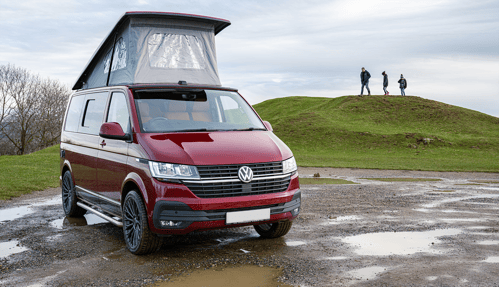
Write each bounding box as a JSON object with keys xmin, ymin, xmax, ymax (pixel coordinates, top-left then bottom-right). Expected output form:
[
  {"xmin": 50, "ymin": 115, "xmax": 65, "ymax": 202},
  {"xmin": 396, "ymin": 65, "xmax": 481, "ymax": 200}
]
[{"xmin": 226, "ymin": 208, "xmax": 270, "ymax": 225}]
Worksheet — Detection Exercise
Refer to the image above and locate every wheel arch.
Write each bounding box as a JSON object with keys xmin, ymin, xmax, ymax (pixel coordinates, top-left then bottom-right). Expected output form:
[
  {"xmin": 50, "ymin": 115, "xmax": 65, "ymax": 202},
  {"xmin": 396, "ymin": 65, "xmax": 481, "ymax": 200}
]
[
  {"xmin": 61, "ymin": 160, "xmax": 74, "ymax": 182},
  {"xmin": 121, "ymin": 172, "xmax": 148, "ymax": 207}
]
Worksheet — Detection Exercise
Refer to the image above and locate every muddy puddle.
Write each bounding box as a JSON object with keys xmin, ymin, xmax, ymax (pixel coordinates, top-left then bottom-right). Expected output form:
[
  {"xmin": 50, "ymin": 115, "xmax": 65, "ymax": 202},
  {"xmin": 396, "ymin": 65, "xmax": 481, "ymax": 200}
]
[
  {"xmin": 0, "ymin": 195, "xmax": 61, "ymax": 222},
  {"xmin": 483, "ymin": 257, "xmax": 499, "ymax": 263},
  {"xmin": 149, "ymin": 265, "xmax": 292, "ymax": 287},
  {"xmin": 50, "ymin": 214, "xmax": 109, "ymax": 229},
  {"xmin": 348, "ymin": 266, "xmax": 387, "ymax": 281},
  {"xmin": 343, "ymin": 228, "xmax": 462, "ymax": 256},
  {"xmin": 0, "ymin": 240, "xmax": 28, "ymax": 259}
]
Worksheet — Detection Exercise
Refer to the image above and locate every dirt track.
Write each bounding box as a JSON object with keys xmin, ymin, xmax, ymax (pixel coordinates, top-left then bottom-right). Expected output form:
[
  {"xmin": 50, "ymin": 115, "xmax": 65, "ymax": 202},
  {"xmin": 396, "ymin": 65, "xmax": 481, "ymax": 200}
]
[{"xmin": 1, "ymin": 167, "xmax": 499, "ymax": 286}]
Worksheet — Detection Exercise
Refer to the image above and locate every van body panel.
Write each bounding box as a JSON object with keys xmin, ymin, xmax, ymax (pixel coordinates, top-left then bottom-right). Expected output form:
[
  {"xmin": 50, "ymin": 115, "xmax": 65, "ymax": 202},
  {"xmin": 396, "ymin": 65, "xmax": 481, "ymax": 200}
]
[
  {"xmin": 138, "ymin": 131, "xmax": 287, "ymax": 165},
  {"xmin": 63, "ymin": 133, "xmax": 100, "ymax": 191},
  {"xmin": 96, "ymin": 138, "xmax": 129, "ymax": 201},
  {"xmin": 127, "ymin": 143, "xmax": 150, "ymax": 159}
]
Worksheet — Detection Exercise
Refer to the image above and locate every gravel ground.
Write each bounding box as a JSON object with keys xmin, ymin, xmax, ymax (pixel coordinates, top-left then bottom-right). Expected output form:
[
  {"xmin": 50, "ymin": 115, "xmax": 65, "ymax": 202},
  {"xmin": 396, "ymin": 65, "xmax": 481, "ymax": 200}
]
[{"xmin": 1, "ymin": 167, "xmax": 499, "ymax": 286}]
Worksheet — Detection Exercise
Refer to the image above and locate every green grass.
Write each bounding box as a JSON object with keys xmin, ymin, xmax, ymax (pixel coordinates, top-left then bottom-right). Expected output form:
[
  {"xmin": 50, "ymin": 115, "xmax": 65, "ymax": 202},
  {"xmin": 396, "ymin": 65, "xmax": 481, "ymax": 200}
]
[
  {"xmin": 299, "ymin": 178, "xmax": 357, "ymax": 185},
  {"xmin": 362, "ymin": 178, "xmax": 442, "ymax": 182},
  {"xmin": 254, "ymin": 95, "xmax": 499, "ymax": 172},
  {"xmin": 0, "ymin": 145, "xmax": 60, "ymax": 200}
]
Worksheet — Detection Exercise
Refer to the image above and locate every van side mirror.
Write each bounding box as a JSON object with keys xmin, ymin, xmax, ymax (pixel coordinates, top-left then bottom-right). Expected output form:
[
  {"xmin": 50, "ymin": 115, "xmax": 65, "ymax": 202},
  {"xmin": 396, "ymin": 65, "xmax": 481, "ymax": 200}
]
[
  {"xmin": 263, "ymin": 121, "xmax": 273, "ymax": 132},
  {"xmin": 99, "ymin": 122, "xmax": 130, "ymax": 140}
]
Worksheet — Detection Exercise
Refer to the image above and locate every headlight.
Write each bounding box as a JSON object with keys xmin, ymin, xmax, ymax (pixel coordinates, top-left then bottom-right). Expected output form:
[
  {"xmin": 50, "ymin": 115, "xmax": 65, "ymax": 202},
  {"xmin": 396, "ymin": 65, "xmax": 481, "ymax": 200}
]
[
  {"xmin": 282, "ymin": 156, "xmax": 297, "ymax": 174},
  {"xmin": 149, "ymin": 161, "xmax": 200, "ymax": 180}
]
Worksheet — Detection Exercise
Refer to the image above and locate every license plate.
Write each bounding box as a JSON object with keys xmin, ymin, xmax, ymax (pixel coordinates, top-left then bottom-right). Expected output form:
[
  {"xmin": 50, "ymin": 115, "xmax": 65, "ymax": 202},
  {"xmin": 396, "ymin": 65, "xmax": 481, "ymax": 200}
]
[{"xmin": 226, "ymin": 208, "xmax": 270, "ymax": 225}]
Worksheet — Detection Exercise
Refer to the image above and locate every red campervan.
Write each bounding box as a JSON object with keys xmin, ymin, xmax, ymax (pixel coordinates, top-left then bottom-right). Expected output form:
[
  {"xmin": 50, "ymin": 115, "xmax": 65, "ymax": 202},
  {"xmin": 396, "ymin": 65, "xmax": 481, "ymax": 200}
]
[{"xmin": 60, "ymin": 12, "xmax": 300, "ymax": 254}]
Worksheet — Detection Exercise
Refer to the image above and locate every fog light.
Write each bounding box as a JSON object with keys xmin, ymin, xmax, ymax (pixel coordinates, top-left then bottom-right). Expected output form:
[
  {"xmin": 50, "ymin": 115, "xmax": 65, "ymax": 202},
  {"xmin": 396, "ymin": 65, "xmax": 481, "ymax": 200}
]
[
  {"xmin": 292, "ymin": 207, "xmax": 300, "ymax": 215},
  {"xmin": 160, "ymin": 220, "xmax": 183, "ymax": 227}
]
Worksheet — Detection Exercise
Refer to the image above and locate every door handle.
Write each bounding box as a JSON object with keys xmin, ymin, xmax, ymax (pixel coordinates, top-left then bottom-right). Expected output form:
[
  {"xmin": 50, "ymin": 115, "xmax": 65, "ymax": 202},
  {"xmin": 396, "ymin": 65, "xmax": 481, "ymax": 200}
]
[{"xmin": 100, "ymin": 140, "xmax": 106, "ymax": 147}]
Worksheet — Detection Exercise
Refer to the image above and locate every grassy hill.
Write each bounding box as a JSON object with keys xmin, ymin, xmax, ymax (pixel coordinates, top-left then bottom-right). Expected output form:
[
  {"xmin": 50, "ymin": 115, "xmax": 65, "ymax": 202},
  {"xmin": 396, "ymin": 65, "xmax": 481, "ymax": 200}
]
[
  {"xmin": 254, "ymin": 95, "xmax": 499, "ymax": 172},
  {"xmin": 0, "ymin": 145, "xmax": 60, "ymax": 200}
]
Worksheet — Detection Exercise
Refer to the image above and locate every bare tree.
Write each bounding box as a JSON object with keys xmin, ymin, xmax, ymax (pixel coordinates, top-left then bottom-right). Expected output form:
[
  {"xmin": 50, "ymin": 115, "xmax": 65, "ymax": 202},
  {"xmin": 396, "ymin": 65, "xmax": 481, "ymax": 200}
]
[
  {"xmin": 33, "ymin": 78, "xmax": 70, "ymax": 149},
  {"xmin": 0, "ymin": 64, "xmax": 70, "ymax": 155}
]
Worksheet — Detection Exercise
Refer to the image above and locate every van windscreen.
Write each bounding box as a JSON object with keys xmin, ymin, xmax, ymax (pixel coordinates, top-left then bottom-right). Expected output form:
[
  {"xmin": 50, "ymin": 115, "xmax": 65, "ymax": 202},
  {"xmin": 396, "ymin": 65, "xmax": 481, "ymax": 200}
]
[{"xmin": 133, "ymin": 90, "xmax": 266, "ymax": 133}]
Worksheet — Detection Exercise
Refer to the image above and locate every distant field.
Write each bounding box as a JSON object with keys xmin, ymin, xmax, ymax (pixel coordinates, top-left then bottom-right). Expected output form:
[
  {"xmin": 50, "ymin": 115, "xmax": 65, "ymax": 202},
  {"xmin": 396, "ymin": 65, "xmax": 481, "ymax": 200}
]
[
  {"xmin": 0, "ymin": 145, "xmax": 59, "ymax": 200},
  {"xmin": 1, "ymin": 95, "xmax": 498, "ymax": 200},
  {"xmin": 254, "ymin": 95, "xmax": 499, "ymax": 172}
]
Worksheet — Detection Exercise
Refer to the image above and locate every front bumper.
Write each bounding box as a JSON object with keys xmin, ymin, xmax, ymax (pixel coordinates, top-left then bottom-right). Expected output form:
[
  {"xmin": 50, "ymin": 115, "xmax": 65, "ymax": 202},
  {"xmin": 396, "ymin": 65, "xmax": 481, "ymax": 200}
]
[{"xmin": 152, "ymin": 190, "xmax": 301, "ymax": 232}]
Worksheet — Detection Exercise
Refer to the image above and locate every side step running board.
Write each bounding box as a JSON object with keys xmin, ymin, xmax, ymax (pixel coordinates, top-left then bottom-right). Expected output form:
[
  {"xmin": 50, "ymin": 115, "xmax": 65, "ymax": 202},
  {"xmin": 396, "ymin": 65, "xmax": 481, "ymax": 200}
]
[{"xmin": 77, "ymin": 202, "xmax": 123, "ymax": 227}]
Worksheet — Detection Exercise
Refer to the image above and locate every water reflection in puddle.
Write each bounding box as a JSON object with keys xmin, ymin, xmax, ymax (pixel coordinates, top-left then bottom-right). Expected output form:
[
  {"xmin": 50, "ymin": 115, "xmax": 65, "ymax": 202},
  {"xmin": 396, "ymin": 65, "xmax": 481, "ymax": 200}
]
[
  {"xmin": 343, "ymin": 229, "xmax": 462, "ymax": 256},
  {"xmin": 483, "ymin": 257, "xmax": 499, "ymax": 263},
  {"xmin": 0, "ymin": 195, "xmax": 62, "ymax": 223},
  {"xmin": 0, "ymin": 240, "xmax": 28, "ymax": 258},
  {"xmin": 477, "ymin": 241, "xmax": 499, "ymax": 245},
  {"xmin": 427, "ymin": 276, "xmax": 438, "ymax": 281},
  {"xmin": 327, "ymin": 215, "xmax": 361, "ymax": 224},
  {"xmin": 285, "ymin": 241, "xmax": 306, "ymax": 246},
  {"xmin": 50, "ymin": 214, "xmax": 109, "ymax": 229},
  {"xmin": 0, "ymin": 206, "xmax": 32, "ymax": 223},
  {"xmin": 348, "ymin": 266, "xmax": 386, "ymax": 281},
  {"xmin": 150, "ymin": 265, "xmax": 292, "ymax": 287}
]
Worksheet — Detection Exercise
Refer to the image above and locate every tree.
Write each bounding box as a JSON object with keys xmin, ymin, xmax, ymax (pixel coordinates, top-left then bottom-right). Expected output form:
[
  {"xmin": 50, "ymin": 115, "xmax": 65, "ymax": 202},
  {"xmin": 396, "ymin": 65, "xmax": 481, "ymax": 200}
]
[
  {"xmin": 0, "ymin": 64, "xmax": 70, "ymax": 155},
  {"xmin": 33, "ymin": 78, "xmax": 70, "ymax": 150}
]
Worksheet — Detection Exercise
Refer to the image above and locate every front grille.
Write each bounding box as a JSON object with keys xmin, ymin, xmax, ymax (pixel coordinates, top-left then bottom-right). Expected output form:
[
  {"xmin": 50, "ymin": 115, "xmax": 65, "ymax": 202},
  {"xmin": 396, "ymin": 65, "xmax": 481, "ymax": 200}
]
[
  {"xmin": 184, "ymin": 176, "xmax": 291, "ymax": 199},
  {"xmin": 197, "ymin": 162, "xmax": 282, "ymax": 179}
]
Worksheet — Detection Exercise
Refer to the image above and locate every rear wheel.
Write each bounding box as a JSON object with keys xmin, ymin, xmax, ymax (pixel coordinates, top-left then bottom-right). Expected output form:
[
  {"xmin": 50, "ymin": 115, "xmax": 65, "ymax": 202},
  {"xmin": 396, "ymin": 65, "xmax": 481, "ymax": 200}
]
[
  {"xmin": 61, "ymin": 171, "xmax": 86, "ymax": 217},
  {"xmin": 122, "ymin": 191, "xmax": 162, "ymax": 255},
  {"xmin": 254, "ymin": 221, "xmax": 293, "ymax": 238}
]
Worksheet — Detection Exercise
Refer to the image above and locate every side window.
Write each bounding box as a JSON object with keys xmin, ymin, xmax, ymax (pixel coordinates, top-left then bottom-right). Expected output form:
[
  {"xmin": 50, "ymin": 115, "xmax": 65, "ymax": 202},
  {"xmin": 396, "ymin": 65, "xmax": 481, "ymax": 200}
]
[
  {"xmin": 78, "ymin": 92, "xmax": 108, "ymax": 135},
  {"xmin": 106, "ymin": 92, "xmax": 130, "ymax": 133},
  {"xmin": 65, "ymin": 95, "xmax": 85, "ymax": 132},
  {"xmin": 219, "ymin": 96, "xmax": 250, "ymax": 125}
]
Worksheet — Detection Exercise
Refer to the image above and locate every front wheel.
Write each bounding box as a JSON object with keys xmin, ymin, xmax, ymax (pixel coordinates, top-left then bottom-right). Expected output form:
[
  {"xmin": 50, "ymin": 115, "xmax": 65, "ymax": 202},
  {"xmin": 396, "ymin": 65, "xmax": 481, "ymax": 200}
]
[
  {"xmin": 122, "ymin": 191, "xmax": 162, "ymax": 255},
  {"xmin": 61, "ymin": 171, "xmax": 86, "ymax": 217},
  {"xmin": 254, "ymin": 221, "xmax": 293, "ymax": 238}
]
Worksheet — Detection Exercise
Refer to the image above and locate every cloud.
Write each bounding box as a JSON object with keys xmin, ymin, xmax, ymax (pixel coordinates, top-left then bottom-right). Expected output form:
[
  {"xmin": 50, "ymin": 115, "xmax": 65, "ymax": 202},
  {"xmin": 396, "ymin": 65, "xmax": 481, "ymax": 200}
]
[{"xmin": 0, "ymin": 0, "xmax": 497, "ymax": 117}]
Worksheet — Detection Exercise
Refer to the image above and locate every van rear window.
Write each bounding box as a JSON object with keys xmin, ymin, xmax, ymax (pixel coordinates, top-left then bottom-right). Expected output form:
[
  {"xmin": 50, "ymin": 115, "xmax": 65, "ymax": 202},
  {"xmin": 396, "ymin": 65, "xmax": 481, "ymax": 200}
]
[
  {"xmin": 78, "ymin": 92, "xmax": 108, "ymax": 135},
  {"xmin": 65, "ymin": 95, "xmax": 85, "ymax": 132}
]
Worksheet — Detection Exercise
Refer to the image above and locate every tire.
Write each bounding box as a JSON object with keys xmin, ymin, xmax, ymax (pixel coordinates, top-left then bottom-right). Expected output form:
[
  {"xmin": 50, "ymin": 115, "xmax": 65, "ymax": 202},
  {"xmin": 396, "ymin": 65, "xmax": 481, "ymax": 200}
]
[
  {"xmin": 61, "ymin": 170, "xmax": 86, "ymax": 217},
  {"xmin": 254, "ymin": 221, "xmax": 293, "ymax": 238},
  {"xmin": 122, "ymin": 191, "xmax": 162, "ymax": 255}
]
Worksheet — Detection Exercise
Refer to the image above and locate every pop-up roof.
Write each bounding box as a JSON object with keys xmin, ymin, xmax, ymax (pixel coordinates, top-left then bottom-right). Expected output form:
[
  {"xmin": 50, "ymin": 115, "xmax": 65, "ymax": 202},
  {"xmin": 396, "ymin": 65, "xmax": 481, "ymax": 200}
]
[{"xmin": 73, "ymin": 12, "xmax": 231, "ymax": 90}]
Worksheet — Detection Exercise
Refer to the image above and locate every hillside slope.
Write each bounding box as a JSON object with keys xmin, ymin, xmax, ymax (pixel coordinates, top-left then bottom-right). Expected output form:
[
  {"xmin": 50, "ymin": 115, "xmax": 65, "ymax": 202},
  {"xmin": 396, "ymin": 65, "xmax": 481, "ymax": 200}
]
[{"xmin": 254, "ymin": 95, "xmax": 499, "ymax": 172}]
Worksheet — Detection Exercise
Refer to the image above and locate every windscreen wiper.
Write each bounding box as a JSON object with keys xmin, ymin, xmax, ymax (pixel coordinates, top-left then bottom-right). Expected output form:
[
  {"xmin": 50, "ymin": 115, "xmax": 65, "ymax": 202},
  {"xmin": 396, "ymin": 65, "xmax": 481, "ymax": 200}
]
[
  {"xmin": 227, "ymin": 127, "xmax": 267, "ymax": 131},
  {"xmin": 172, "ymin": 128, "xmax": 214, "ymax": 133}
]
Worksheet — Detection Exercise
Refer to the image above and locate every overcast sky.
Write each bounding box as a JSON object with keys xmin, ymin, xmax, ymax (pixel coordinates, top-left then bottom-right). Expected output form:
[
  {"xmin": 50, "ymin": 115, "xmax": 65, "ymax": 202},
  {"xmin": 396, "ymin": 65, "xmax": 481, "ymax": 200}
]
[{"xmin": 1, "ymin": 0, "xmax": 498, "ymax": 116}]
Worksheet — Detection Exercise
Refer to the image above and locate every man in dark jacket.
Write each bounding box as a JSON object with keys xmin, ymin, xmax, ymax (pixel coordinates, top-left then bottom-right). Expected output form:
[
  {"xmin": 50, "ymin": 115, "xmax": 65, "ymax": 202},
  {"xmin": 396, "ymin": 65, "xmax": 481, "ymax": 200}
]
[
  {"xmin": 398, "ymin": 74, "xmax": 407, "ymax": 96},
  {"xmin": 359, "ymin": 67, "xmax": 371, "ymax": 96},
  {"xmin": 382, "ymin": 71, "xmax": 389, "ymax": 95}
]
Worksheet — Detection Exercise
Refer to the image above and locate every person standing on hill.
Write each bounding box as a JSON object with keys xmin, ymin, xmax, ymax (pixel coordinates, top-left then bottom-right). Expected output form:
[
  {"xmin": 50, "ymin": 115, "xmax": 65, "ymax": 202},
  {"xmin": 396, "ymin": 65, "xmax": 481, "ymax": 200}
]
[
  {"xmin": 398, "ymin": 74, "xmax": 407, "ymax": 96},
  {"xmin": 382, "ymin": 71, "xmax": 389, "ymax": 95},
  {"xmin": 359, "ymin": 67, "xmax": 371, "ymax": 96}
]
